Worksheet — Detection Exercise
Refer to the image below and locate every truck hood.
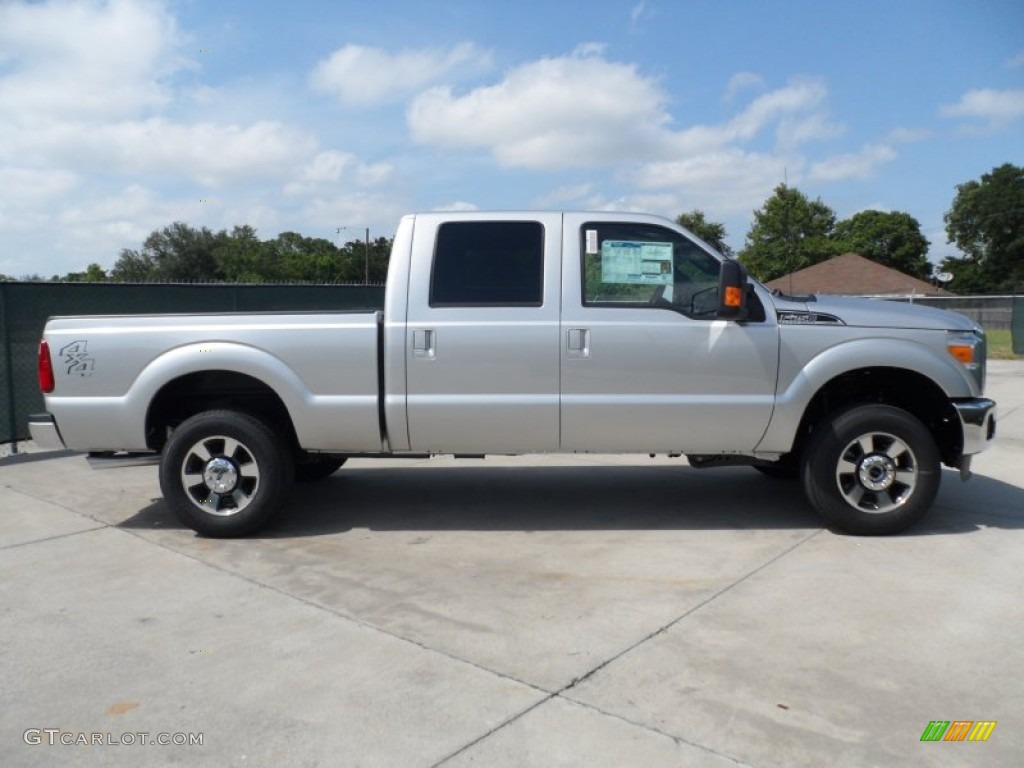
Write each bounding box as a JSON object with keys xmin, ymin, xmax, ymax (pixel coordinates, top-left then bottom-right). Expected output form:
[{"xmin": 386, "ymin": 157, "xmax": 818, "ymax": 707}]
[{"xmin": 774, "ymin": 294, "xmax": 980, "ymax": 332}]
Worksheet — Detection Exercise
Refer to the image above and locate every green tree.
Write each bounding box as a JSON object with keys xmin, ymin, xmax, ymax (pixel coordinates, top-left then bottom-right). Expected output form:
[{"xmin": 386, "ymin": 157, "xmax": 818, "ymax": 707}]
[
  {"xmin": 59, "ymin": 263, "xmax": 109, "ymax": 282},
  {"xmin": 739, "ymin": 184, "xmax": 841, "ymax": 281},
  {"xmin": 833, "ymin": 210, "xmax": 931, "ymax": 279},
  {"xmin": 110, "ymin": 247, "xmax": 156, "ymax": 281},
  {"xmin": 941, "ymin": 162, "xmax": 1024, "ymax": 293},
  {"xmin": 263, "ymin": 232, "xmax": 346, "ymax": 282},
  {"xmin": 215, "ymin": 225, "xmax": 269, "ymax": 282},
  {"xmin": 676, "ymin": 210, "xmax": 734, "ymax": 257},
  {"xmin": 109, "ymin": 222, "xmax": 229, "ymax": 282}
]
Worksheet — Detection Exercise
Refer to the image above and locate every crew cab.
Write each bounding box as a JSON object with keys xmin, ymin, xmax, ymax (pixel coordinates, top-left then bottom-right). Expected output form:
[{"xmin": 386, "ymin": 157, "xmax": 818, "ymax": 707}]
[{"xmin": 31, "ymin": 211, "xmax": 997, "ymax": 537}]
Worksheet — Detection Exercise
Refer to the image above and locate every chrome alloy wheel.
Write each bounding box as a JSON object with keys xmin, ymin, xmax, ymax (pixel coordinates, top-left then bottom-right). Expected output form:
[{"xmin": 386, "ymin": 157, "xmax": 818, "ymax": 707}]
[
  {"xmin": 180, "ymin": 435, "xmax": 261, "ymax": 516},
  {"xmin": 835, "ymin": 431, "xmax": 918, "ymax": 514}
]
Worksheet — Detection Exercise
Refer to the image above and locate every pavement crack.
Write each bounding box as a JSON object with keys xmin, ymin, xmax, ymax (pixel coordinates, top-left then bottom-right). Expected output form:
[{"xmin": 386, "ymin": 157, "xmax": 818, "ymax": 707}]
[
  {"xmin": 430, "ymin": 528, "xmax": 820, "ymax": 766},
  {"xmin": 558, "ymin": 697, "xmax": 757, "ymax": 767},
  {"xmin": 0, "ymin": 524, "xmax": 109, "ymax": 550},
  {"xmin": 430, "ymin": 695, "xmax": 558, "ymax": 767},
  {"xmin": 559, "ymin": 528, "xmax": 824, "ymax": 693},
  {"xmin": 112, "ymin": 525, "xmax": 554, "ymax": 700}
]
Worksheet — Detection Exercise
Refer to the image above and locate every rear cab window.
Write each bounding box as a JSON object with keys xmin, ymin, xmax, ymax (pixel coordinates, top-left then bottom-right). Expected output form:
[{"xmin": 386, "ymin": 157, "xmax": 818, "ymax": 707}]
[{"xmin": 430, "ymin": 221, "xmax": 544, "ymax": 307}]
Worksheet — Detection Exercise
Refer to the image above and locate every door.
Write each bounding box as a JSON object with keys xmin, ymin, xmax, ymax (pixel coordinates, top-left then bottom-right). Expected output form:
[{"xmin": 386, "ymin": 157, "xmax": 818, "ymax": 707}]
[
  {"xmin": 559, "ymin": 213, "xmax": 779, "ymax": 453},
  {"xmin": 404, "ymin": 213, "xmax": 562, "ymax": 453}
]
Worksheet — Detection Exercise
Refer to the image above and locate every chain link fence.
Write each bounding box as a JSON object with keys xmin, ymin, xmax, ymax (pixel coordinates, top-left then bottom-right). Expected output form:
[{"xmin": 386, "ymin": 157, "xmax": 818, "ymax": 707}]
[
  {"xmin": 880, "ymin": 295, "xmax": 1016, "ymax": 330},
  {"xmin": 0, "ymin": 282, "xmax": 384, "ymax": 447}
]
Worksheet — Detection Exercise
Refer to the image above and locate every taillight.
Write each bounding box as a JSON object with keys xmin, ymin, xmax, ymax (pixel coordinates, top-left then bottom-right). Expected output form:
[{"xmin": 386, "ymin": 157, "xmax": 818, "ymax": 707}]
[{"xmin": 38, "ymin": 339, "xmax": 55, "ymax": 393}]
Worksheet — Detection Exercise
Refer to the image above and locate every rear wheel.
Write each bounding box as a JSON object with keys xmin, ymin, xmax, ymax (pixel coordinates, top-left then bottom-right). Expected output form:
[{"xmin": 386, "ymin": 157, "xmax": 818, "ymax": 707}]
[
  {"xmin": 159, "ymin": 410, "xmax": 293, "ymax": 537},
  {"xmin": 802, "ymin": 404, "xmax": 940, "ymax": 535}
]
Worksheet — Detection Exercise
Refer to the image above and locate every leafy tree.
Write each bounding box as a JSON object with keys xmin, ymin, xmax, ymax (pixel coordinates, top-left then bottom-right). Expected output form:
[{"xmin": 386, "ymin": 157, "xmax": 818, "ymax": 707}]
[
  {"xmin": 676, "ymin": 210, "xmax": 734, "ymax": 257},
  {"xmin": 111, "ymin": 247, "xmax": 156, "ymax": 281},
  {"xmin": 58, "ymin": 263, "xmax": 109, "ymax": 282},
  {"xmin": 833, "ymin": 210, "xmax": 931, "ymax": 279},
  {"xmin": 143, "ymin": 222, "xmax": 229, "ymax": 282},
  {"xmin": 739, "ymin": 184, "xmax": 841, "ymax": 281},
  {"xmin": 108, "ymin": 222, "xmax": 392, "ymax": 283},
  {"xmin": 109, "ymin": 222, "xmax": 228, "ymax": 282},
  {"xmin": 349, "ymin": 236, "xmax": 392, "ymax": 283},
  {"xmin": 215, "ymin": 225, "xmax": 269, "ymax": 283},
  {"xmin": 941, "ymin": 162, "xmax": 1024, "ymax": 293},
  {"xmin": 272, "ymin": 232, "xmax": 344, "ymax": 282}
]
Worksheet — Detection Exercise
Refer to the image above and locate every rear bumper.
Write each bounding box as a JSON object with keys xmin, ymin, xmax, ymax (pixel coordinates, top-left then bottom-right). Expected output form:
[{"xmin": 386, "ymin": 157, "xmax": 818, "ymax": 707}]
[
  {"xmin": 953, "ymin": 398, "xmax": 997, "ymax": 456},
  {"xmin": 28, "ymin": 413, "xmax": 67, "ymax": 450}
]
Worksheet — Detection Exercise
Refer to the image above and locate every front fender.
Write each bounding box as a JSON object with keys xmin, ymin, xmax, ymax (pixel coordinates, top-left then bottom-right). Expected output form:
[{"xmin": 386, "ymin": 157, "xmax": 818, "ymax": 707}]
[{"xmin": 756, "ymin": 338, "xmax": 975, "ymax": 454}]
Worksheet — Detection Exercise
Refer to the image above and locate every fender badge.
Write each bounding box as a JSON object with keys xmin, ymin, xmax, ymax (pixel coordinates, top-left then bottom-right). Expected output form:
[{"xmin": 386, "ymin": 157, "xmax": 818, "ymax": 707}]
[{"xmin": 59, "ymin": 340, "xmax": 96, "ymax": 376}]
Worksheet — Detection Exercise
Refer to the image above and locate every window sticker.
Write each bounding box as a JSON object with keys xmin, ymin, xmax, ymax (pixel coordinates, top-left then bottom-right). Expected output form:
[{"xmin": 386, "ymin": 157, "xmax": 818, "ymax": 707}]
[
  {"xmin": 600, "ymin": 240, "xmax": 673, "ymax": 285},
  {"xmin": 585, "ymin": 229, "xmax": 599, "ymax": 255}
]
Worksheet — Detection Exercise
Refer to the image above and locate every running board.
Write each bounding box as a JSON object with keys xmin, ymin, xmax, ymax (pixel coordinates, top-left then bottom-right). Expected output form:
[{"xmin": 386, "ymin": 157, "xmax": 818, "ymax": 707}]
[{"xmin": 87, "ymin": 452, "xmax": 161, "ymax": 469}]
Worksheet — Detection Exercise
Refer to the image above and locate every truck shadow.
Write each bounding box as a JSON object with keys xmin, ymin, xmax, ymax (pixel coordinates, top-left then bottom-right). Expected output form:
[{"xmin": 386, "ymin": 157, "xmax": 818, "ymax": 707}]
[{"xmin": 119, "ymin": 464, "xmax": 1023, "ymax": 537}]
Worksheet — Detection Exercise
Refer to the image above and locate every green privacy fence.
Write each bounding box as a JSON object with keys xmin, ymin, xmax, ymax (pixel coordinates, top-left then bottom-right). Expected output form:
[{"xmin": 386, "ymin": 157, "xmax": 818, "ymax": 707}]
[
  {"xmin": 1014, "ymin": 297, "xmax": 1024, "ymax": 355},
  {"xmin": 0, "ymin": 282, "xmax": 385, "ymax": 447}
]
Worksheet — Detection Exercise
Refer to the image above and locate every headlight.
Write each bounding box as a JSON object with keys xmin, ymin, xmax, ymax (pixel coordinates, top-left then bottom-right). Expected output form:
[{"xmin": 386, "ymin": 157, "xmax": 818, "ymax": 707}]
[{"xmin": 947, "ymin": 329, "xmax": 986, "ymax": 392}]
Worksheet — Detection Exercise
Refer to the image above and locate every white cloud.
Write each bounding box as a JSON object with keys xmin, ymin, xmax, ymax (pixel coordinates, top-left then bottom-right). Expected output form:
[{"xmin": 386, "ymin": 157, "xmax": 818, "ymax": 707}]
[
  {"xmin": 409, "ymin": 56, "xmax": 837, "ymax": 173},
  {"xmin": 939, "ymin": 88, "xmax": 1024, "ymax": 128},
  {"xmin": 55, "ymin": 184, "xmax": 207, "ymax": 266},
  {"xmin": 23, "ymin": 119, "xmax": 317, "ymax": 186},
  {"xmin": 409, "ymin": 53, "xmax": 676, "ymax": 169},
  {"xmin": 0, "ymin": 0, "xmax": 186, "ymax": 122},
  {"xmin": 724, "ymin": 72, "xmax": 765, "ymax": 102},
  {"xmin": 532, "ymin": 183, "xmax": 597, "ymax": 208},
  {"xmin": 0, "ymin": 167, "xmax": 79, "ymax": 207},
  {"xmin": 311, "ymin": 42, "xmax": 490, "ymax": 107},
  {"xmin": 884, "ymin": 127, "xmax": 932, "ymax": 143},
  {"xmin": 631, "ymin": 2, "xmax": 648, "ymax": 24},
  {"xmin": 724, "ymin": 78, "xmax": 829, "ymax": 142},
  {"xmin": 631, "ymin": 150, "xmax": 795, "ymax": 214},
  {"xmin": 808, "ymin": 143, "xmax": 897, "ymax": 182},
  {"xmin": 1006, "ymin": 51, "xmax": 1024, "ymax": 69},
  {"xmin": 432, "ymin": 201, "xmax": 479, "ymax": 212},
  {"xmin": 284, "ymin": 151, "xmax": 394, "ymax": 196}
]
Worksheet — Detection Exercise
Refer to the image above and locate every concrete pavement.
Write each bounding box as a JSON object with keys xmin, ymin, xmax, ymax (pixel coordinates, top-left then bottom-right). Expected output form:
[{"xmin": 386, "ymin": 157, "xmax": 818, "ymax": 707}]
[{"xmin": 2, "ymin": 361, "xmax": 1022, "ymax": 767}]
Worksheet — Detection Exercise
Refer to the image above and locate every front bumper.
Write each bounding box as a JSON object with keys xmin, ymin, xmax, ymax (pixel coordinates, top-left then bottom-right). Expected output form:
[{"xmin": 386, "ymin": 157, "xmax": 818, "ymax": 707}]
[
  {"xmin": 953, "ymin": 398, "xmax": 997, "ymax": 456},
  {"xmin": 28, "ymin": 413, "xmax": 67, "ymax": 450}
]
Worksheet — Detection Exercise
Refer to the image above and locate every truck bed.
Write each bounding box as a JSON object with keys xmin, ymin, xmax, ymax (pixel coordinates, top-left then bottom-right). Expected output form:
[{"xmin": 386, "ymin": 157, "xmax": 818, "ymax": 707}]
[{"xmin": 43, "ymin": 311, "xmax": 384, "ymax": 453}]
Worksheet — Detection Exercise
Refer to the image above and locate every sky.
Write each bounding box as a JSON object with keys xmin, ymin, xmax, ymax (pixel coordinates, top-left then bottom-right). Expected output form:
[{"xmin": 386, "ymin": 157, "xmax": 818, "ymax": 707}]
[{"xmin": 1, "ymin": 0, "xmax": 1022, "ymax": 278}]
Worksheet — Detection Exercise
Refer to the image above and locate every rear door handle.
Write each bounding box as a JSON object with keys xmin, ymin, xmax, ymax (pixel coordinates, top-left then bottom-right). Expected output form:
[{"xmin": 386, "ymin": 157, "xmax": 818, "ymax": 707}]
[{"xmin": 412, "ymin": 329, "xmax": 435, "ymax": 358}]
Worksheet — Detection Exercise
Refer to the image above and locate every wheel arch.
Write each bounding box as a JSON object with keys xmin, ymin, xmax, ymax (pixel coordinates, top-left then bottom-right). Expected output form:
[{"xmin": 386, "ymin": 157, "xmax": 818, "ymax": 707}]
[
  {"xmin": 783, "ymin": 367, "xmax": 963, "ymax": 468},
  {"xmin": 146, "ymin": 369, "xmax": 299, "ymax": 454}
]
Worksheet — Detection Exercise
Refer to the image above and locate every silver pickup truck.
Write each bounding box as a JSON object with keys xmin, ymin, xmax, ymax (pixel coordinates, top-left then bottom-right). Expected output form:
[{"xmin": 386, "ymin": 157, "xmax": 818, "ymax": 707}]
[{"xmin": 31, "ymin": 211, "xmax": 996, "ymax": 537}]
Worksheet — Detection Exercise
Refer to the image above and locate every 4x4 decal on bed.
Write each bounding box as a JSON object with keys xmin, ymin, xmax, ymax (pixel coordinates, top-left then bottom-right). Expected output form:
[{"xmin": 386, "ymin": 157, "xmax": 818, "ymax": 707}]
[{"xmin": 59, "ymin": 340, "xmax": 95, "ymax": 377}]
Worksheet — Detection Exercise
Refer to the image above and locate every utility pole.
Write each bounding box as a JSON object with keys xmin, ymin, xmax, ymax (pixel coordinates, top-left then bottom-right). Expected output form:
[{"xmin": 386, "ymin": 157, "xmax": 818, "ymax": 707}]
[{"xmin": 364, "ymin": 227, "xmax": 370, "ymax": 285}]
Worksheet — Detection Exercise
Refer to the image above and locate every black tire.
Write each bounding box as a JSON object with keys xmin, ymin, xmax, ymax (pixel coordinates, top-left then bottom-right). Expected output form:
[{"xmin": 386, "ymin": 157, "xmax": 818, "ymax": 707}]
[
  {"xmin": 159, "ymin": 410, "xmax": 293, "ymax": 537},
  {"xmin": 294, "ymin": 456, "xmax": 347, "ymax": 482},
  {"xmin": 801, "ymin": 404, "xmax": 940, "ymax": 535}
]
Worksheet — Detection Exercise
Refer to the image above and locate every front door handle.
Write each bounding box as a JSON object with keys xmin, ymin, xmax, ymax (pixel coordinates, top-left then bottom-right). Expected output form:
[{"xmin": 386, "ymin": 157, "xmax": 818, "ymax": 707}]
[
  {"xmin": 412, "ymin": 329, "xmax": 435, "ymax": 358},
  {"xmin": 566, "ymin": 328, "xmax": 590, "ymax": 358}
]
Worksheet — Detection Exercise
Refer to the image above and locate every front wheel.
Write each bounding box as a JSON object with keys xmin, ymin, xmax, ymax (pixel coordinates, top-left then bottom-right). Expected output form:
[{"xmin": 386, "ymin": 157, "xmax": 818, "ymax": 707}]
[
  {"xmin": 159, "ymin": 410, "xmax": 293, "ymax": 537},
  {"xmin": 802, "ymin": 405, "xmax": 940, "ymax": 535}
]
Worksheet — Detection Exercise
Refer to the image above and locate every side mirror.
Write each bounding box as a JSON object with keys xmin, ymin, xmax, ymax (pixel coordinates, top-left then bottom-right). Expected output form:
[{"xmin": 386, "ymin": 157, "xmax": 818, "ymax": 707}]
[{"xmin": 717, "ymin": 259, "xmax": 748, "ymax": 321}]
